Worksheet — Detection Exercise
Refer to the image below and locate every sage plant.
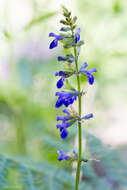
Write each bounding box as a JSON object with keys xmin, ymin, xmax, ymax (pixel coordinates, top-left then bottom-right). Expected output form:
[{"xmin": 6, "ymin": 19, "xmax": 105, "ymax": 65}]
[{"xmin": 49, "ymin": 6, "xmax": 97, "ymax": 190}]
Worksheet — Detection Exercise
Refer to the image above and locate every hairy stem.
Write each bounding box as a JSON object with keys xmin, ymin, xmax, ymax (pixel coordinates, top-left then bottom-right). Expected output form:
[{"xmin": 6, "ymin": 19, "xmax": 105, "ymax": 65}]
[
  {"xmin": 71, "ymin": 30, "xmax": 82, "ymax": 190},
  {"xmin": 74, "ymin": 47, "xmax": 82, "ymax": 190}
]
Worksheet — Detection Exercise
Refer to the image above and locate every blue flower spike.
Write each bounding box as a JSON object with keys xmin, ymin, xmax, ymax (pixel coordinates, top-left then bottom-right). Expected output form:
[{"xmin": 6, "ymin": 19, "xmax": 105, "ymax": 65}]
[
  {"xmin": 49, "ymin": 7, "xmax": 98, "ymax": 186},
  {"xmin": 49, "ymin": 32, "xmax": 63, "ymax": 49},
  {"xmin": 79, "ymin": 62, "xmax": 97, "ymax": 85},
  {"xmin": 57, "ymin": 150, "xmax": 70, "ymax": 161}
]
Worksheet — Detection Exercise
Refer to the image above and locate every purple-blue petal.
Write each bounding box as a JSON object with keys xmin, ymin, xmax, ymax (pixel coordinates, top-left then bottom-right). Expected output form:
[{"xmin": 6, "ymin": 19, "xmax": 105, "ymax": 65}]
[
  {"xmin": 55, "ymin": 72, "xmax": 59, "ymax": 76},
  {"xmin": 79, "ymin": 62, "xmax": 88, "ymax": 72},
  {"xmin": 75, "ymin": 33, "xmax": 80, "ymax": 44},
  {"xmin": 49, "ymin": 33, "xmax": 63, "ymax": 40},
  {"xmin": 75, "ymin": 28, "xmax": 81, "ymax": 34},
  {"xmin": 88, "ymin": 74, "xmax": 94, "ymax": 85},
  {"xmin": 88, "ymin": 68, "xmax": 98, "ymax": 74},
  {"xmin": 59, "ymin": 71, "xmax": 66, "ymax": 76},
  {"xmin": 64, "ymin": 155, "xmax": 70, "ymax": 160},
  {"xmin": 74, "ymin": 28, "xmax": 80, "ymax": 44},
  {"xmin": 56, "ymin": 116, "xmax": 69, "ymax": 121},
  {"xmin": 57, "ymin": 78, "xmax": 64, "ymax": 88},
  {"xmin": 58, "ymin": 56, "xmax": 66, "ymax": 61},
  {"xmin": 49, "ymin": 32, "xmax": 56, "ymax": 37},
  {"xmin": 84, "ymin": 113, "xmax": 93, "ymax": 119},
  {"xmin": 49, "ymin": 39, "xmax": 58, "ymax": 49},
  {"xmin": 62, "ymin": 109, "xmax": 70, "ymax": 115},
  {"xmin": 83, "ymin": 62, "xmax": 88, "ymax": 69},
  {"xmin": 60, "ymin": 128, "xmax": 68, "ymax": 139},
  {"xmin": 55, "ymin": 91, "xmax": 77, "ymax": 108},
  {"xmin": 57, "ymin": 150, "xmax": 70, "ymax": 161},
  {"xmin": 56, "ymin": 124, "xmax": 61, "ymax": 128},
  {"xmin": 58, "ymin": 155, "xmax": 63, "ymax": 161},
  {"xmin": 55, "ymin": 97, "xmax": 63, "ymax": 108},
  {"xmin": 55, "ymin": 35, "xmax": 63, "ymax": 40}
]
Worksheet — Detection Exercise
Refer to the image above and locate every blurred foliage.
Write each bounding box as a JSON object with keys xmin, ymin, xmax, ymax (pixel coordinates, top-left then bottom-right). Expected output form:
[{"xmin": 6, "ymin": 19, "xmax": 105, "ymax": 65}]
[
  {"xmin": 25, "ymin": 11, "xmax": 57, "ymax": 30},
  {"xmin": 0, "ymin": 0, "xmax": 126, "ymax": 189},
  {"xmin": 0, "ymin": 132, "xmax": 126, "ymax": 189}
]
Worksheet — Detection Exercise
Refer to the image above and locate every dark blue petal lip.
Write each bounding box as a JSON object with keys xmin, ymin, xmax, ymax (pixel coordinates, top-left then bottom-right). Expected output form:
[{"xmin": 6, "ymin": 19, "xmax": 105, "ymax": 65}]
[
  {"xmin": 49, "ymin": 39, "xmax": 58, "ymax": 49},
  {"xmin": 58, "ymin": 156, "xmax": 63, "ymax": 161},
  {"xmin": 58, "ymin": 56, "xmax": 66, "ymax": 61},
  {"xmin": 55, "ymin": 97, "xmax": 63, "ymax": 108},
  {"xmin": 59, "ymin": 71, "xmax": 66, "ymax": 76},
  {"xmin": 57, "ymin": 78, "xmax": 64, "ymax": 88},
  {"xmin": 60, "ymin": 128, "xmax": 68, "ymax": 139},
  {"xmin": 88, "ymin": 74, "xmax": 94, "ymax": 85},
  {"xmin": 49, "ymin": 32, "xmax": 63, "ymax": 49}
]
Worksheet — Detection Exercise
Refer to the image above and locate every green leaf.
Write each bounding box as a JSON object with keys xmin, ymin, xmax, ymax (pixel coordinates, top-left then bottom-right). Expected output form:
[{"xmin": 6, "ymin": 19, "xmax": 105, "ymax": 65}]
[
  {"xmin": 3, "ymin": 30, "xmax": 12, "ymax": 40},
  {"xmin": 72, "ymin": 16, "xmax": 77, "ymax": 24},
  {"xmin": 60, "ymin": 20, "xmax": 69, "ymax": 25},
  {"xmin": 25, "ymin": 12, "xmax": 57, "ymax": 30}
]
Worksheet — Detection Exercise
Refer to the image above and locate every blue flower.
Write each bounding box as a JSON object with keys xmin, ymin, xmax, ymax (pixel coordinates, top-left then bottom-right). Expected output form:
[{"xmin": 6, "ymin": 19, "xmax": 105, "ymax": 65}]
[
  {"xmin": 55, "ymin": 71, "xmax": 73, "ymax": 88},
  {"xmin": 79, "ymin": 62, "xmax": 97, "ymax": 85},
  {"xmin": 55, "ymin": 71, "xmax": 66, "ymax": 88},
  {"xmin": 56, "ymin": 109, "xmax": 77, "ymax": 139},
  {"xmin": 56, "ymin": 122, "xmax": 69, "ymax": 139},
  {"xmin": 55, "ymin": 91, "xmax": 79, "ymax": 108},
  {"xmin": 57, "ymin": 150, "xmax": 70, "ymax": 161},
  {"xmin": 82, "ymin": 113, "xmax": 93, "ymax": 120},
  {"xmin": 62, "ymin": 108, "xmax": 70, "ymax": 115},
  {"xmin": 57, "ymin": 77, "xmax": 65, "ymax": 88},
  {"xmin": 74, "ymin": 28, "xmax": 80, "ymax": 44},
  {"xmin": 60, "ymin": 27, "xmax": 71, "ymax": 32},
  {"xmin": 58, "ymin": 55, "xmax": 77, "ymax": 63},
  {"xmin": 49, "ymin": 33, "xmax": 63, "ymax": 49},
  {"xmin": 56, "ymin": 109, "xmax": 74, "ymax": 139},
  {"xmin": 58, "ymin": 56, "xmax": 67, "ymax": 61}
]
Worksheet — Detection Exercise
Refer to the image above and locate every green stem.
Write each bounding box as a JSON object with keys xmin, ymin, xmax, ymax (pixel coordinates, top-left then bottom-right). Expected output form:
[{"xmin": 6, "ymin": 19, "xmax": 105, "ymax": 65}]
[{"xmin": 73, "ymin": 43, "xmax": 82, "ymax": 190}]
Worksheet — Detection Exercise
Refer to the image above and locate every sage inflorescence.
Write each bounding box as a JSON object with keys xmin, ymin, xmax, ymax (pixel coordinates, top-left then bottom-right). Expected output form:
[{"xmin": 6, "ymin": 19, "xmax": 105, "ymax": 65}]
[{"xmin": 49, "ymin": 6, "xmax": 97, "ymax": 190}]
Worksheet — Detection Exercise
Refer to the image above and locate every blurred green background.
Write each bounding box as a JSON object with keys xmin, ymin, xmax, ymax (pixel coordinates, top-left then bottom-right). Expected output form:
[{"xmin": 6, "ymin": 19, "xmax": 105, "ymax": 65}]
[{"xmin": 0, "ymin": 0, "xmax": 127, "ymax": 189}]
